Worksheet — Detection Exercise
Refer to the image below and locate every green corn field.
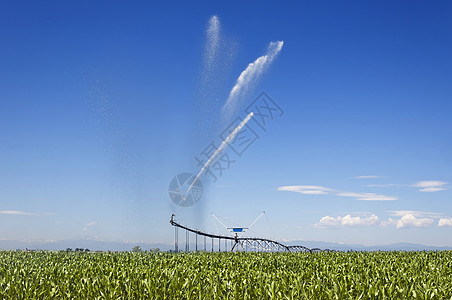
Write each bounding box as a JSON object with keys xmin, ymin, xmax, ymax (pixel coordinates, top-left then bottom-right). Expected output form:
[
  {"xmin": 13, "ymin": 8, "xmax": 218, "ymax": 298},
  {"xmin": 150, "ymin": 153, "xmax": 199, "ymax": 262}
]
[{"xmin": 1, "ymin": 250, "xmax": 451, "ymax": 299}]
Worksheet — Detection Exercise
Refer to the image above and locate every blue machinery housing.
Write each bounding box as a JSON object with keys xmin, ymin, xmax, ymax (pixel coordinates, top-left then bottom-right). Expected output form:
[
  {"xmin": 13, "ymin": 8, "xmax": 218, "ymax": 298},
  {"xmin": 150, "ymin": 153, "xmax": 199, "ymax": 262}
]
[{"xmin": 229, "ymin": 228, "xmax": 247, "ymax": 233}]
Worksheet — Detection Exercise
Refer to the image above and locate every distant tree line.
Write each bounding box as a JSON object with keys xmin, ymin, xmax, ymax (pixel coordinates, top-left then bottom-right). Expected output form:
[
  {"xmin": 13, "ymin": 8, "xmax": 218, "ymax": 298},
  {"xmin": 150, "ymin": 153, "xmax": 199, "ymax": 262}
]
[
  {"xmin": 132, "ymin": 246, "xmax": 160, "ymax": 253},
  {"xmin": 66, "ymin": 248, "xmax": 90, "ymax": 252}
]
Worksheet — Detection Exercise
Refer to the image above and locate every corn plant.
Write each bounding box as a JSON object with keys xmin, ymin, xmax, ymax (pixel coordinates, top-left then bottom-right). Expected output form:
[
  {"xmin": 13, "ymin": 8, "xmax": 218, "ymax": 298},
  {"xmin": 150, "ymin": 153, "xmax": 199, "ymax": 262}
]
[{"xmin": 0, "ymin": 250, "xmax": 451, "ymax": 299}]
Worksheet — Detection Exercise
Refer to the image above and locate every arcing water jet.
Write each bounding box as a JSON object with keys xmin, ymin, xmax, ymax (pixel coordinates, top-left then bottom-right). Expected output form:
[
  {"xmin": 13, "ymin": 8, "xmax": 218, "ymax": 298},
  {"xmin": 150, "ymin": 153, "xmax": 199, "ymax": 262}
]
[{"xmin": 183, "ymin": 112, "xmax": 255, "ymax": 202}]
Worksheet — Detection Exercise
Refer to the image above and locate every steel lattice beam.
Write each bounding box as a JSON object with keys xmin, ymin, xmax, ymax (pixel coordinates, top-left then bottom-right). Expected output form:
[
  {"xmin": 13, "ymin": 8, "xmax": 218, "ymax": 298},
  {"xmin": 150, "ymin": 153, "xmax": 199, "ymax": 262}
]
[{"xmin": 170, "ymin": 215, "xmax": 335, "ymax": 253}]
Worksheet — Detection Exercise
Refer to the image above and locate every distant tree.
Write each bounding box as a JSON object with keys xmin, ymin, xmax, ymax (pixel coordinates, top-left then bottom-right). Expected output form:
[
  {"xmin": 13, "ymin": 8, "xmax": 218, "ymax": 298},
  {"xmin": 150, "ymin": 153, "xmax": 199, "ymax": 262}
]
[
  {"xmin": 132, "ymin": 246, "xmax": 142, "ymax": 252},
  {"xmin": 150, "ymin": 248, "xmax": 160, "ymax": 253},
  {"xmin": 66, "ymin": 248, "xmax": 72, "ymax": 252}
]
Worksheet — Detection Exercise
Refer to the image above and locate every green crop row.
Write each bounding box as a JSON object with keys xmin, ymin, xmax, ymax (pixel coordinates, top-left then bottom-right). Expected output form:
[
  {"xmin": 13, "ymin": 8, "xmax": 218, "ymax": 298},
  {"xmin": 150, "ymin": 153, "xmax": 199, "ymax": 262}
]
[{"xmin": 0, "ymin": 251, "xmax": 451, "ymax": 299}]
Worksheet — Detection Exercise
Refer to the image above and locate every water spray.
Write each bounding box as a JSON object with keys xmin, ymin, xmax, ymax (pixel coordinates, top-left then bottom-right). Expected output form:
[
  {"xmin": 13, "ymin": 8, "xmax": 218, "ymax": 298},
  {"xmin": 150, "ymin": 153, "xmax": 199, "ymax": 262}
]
[
  {"xmin": 182, "ymin": 112, "xmax": 254, "ymax": 202},
  {"xmin": 222, "ymin": 41, "xmax": 283, "ymax": 122}
]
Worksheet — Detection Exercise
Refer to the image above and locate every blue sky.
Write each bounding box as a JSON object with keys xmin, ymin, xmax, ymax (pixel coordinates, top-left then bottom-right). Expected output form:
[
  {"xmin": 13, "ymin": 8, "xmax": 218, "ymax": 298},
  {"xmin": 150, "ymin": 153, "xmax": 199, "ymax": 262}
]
[{"xmin": 1, "ymin": 1, "xmax": 451, "ymax": 247}]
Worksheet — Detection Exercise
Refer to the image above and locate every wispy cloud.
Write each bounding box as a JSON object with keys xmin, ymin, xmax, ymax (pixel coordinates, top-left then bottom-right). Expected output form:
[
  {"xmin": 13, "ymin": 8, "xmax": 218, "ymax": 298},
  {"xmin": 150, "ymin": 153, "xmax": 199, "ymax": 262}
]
[
  {"xmin": 0, "ymin": 210, "xmax": 52, "ymax": 216},
  {"xmin": 314, "ymin": 214, "xmax": 379, "ymax": 228},
  {"xmin": 277, "ymin": 185, "xmax": 332, "ymax": 195},
  {"xmin": 336, "ymin": 192, "xmax": 397, "ymax": 201},
  {"xmin": 366, "ymin": 184, "xmax": 397, "ymax": 187},
  {"xmin": 387, "ymin": 210, "xmax": 442, "ymax": 218},
  {"xmin": 412, "ymin": 181, "xmax": 448, "ymax": 192},
  {"xmin": 0, "ymin": 210, "xmax": 34, "ymax": 216},
  {"xmin": 222, "ymin": 41, "xmax": 283, "ymax": 119},
  {"xmin": 278, "ymin": 185, "xmax": 397, "ymax": 201},
  {"xmin": 82, "ymin": 221, "xmax": 98, "ymax": 231},
  {"xmin": 351, "ymin": 175, "xmax": 384, "ymax": 179},
  {"xmin": 438, "ymin": 218, "xmax": 452, "ymax": 227}
]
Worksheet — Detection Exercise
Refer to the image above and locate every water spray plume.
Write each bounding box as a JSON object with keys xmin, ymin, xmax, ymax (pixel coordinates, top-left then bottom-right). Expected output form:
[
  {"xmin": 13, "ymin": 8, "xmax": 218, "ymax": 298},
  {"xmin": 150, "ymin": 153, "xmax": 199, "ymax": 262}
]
[
  {"xmin": 204, "ymin": 16, "xmax": 220, "ymax": 67},
  {"xmin": 222, "ymin": 41, "xmax": 284, "ymax": 121},
  {"xmin": 183, "ymin": 112, "xmax": 255, "ymax": 201}
]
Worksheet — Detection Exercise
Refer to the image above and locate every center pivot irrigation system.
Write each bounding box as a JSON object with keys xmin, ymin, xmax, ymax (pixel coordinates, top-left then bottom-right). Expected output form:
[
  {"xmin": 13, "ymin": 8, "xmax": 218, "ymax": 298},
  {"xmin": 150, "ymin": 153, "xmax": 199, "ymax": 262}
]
[{"xmin": 170, "ymin": 214, "xmax": 335, "ymax": 253}]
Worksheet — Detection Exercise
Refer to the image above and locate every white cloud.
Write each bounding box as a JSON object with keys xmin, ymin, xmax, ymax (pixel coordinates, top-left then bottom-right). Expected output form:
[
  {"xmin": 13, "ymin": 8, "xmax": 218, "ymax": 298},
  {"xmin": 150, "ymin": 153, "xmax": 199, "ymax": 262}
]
[
  {"xmin": 412, "ymin": 181, "xmax": 446, "ymax": 188},
  {"xmin": 381, "ymin": 211, "xmax": 438, "ymax": 229},
  {"xmin": 387, "ymin": 210, "xmax": 442, "ymax": 218},
  {"xmin": 393, "ymin": 214, "xmax": 433, "ymax": 229},
  {"xmin": 380, "ymin": 218, "xmax": 397, "ymax": 227},
  {"xmin": 314, "ymin": 214, "xmax": 379, "ymax": 228},
  {"xmin": 438, "ymin": 218, "xmax": 452, "ymax": 227},
  {"xmin": 314, "ymin": 211, "xmax": 440, "ymax": 230},
  {"xmin": 277, "ymin": 185, "xmax": 331, "ymax": 195},
  {"xmin": 412, "ymin": 181, "xmax": 448, "ymax": 192},
  {"xmin": 351, "ymin": 175, "xmax": 383, "ymax": 179},
  {"xmin": 82, "ymin": 221, "xmax": 97, "ymax": 231},
  {"xmin": 0, "ymin": 210, "xmax": 53, "ymax": 216},
  {"xmin": 336, "ymin": 192, "xmax": 397, "ymax": 201},
  {"xmin": 278, "ymin": 185, "xmax": 397, "ymax": 201},
  {"xmin": 419, "ymin": 187, "xmax": 445, "ymax": 192},
  {"xmin": 314, "ymin": 216, "xmax": 339, "ymax": 228},
  {"xmin": 0, "ymin": 210, "xmax": 34, "ymax": 216}
]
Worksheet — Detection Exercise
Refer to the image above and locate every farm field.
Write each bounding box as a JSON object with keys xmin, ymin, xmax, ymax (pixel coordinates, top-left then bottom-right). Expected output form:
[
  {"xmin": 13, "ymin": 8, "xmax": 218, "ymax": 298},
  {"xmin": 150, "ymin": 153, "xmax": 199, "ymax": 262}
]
[{"xmin": 1, "ymin": 251, "xmax": 451, "ymax": 299}]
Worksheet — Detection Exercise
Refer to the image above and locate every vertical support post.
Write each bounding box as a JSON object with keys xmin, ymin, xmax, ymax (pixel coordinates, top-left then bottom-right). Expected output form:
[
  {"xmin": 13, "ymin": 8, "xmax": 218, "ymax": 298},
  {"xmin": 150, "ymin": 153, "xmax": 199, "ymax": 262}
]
[
  {"xmin": 185, "ymin": 230, "xmax": 189, "ymax": 252},
  {"xmin": 211, "ymin": 237, "xmax": 214, "ymax": 252},
  {"xmin": 204, "ymin": 236, "xmax": 206, "ymax": 251},
  {"xmin": 225, "ymin": 239, "xmax": 227, "ymax": 252},
  {"xmin": 219, "ymin": 238, "xmax": 221, "ymax": 252},
  {"xmin": 196, "ymin": 233, "xmax": 198, "ymax": 252},
  {"xmin": 175, "ymin": 226, "xmax": 178, "ymax": 252}
]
